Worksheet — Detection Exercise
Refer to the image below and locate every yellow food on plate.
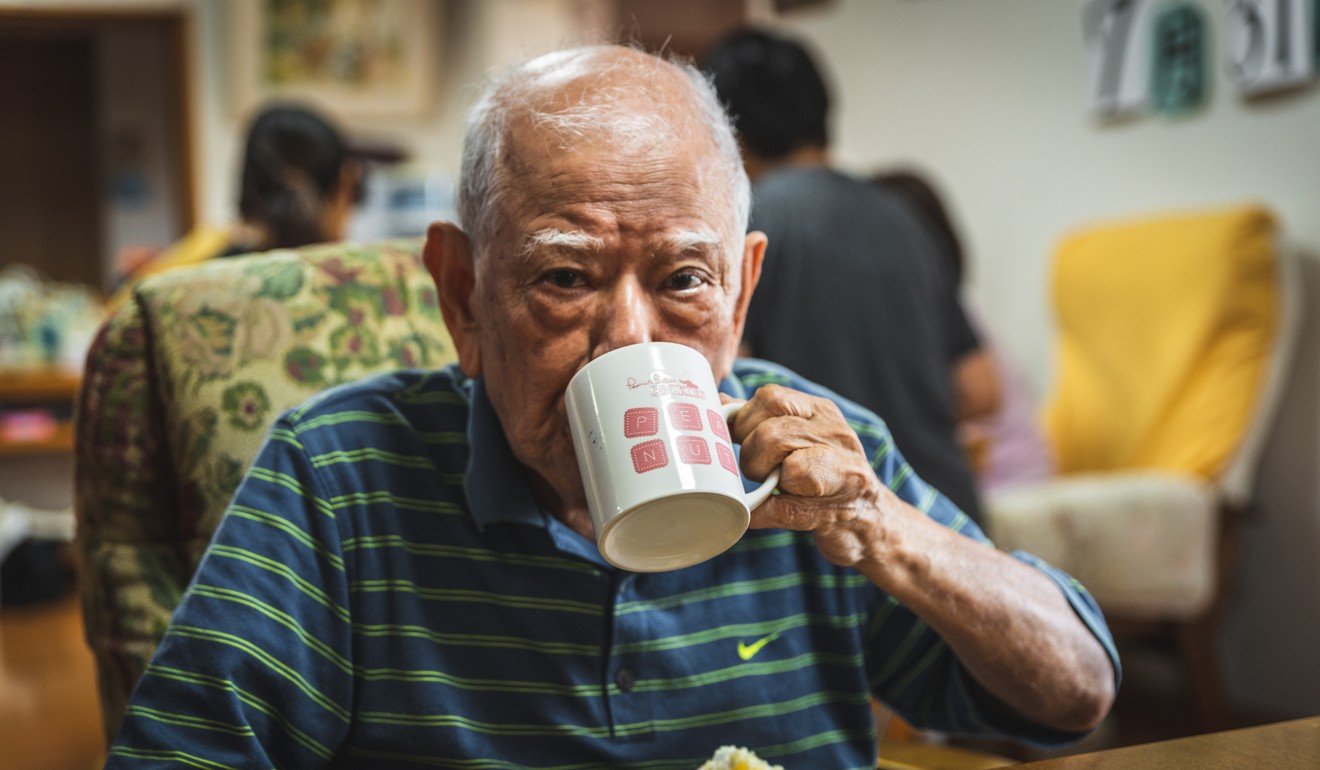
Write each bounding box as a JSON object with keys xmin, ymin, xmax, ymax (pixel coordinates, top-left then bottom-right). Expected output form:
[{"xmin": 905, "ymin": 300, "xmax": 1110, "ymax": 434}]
[{"xmin": 697, "ymin": 745, "xmax": 785, "ymax": 770}]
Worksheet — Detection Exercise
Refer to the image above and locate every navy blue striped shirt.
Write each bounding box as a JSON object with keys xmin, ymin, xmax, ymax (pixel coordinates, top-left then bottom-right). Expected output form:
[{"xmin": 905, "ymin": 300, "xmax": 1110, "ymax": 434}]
[{"xmin": 108, "ymin": 360, "xmax": 1119, "ymax": 769}]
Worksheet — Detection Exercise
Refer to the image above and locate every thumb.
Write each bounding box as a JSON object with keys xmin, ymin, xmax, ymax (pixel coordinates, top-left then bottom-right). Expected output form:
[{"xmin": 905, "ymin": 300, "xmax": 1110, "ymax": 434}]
[{"xmin": 748, "ymin": 492, "xmax": 813, "ymax": 532}]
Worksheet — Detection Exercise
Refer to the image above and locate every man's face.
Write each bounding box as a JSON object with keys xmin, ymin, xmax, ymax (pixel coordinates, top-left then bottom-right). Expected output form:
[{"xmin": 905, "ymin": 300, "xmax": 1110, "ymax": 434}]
[{"xmin": 431, "ymin": 128, "xmax": 764, "ymax": 506}]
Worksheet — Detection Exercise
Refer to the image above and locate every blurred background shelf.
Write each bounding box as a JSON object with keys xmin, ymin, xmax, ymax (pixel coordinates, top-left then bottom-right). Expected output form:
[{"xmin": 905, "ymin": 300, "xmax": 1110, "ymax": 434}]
[
  {"xmin": 0, "ymin": 423, "xmax": 75, "ymax": 458},
  {"xmin": 0, "ymin": 367, "xmax": 79, "ymax": 458},
  {"xmin": 0, "ymin": 367, "xmax": 81, "ymax": 403}
]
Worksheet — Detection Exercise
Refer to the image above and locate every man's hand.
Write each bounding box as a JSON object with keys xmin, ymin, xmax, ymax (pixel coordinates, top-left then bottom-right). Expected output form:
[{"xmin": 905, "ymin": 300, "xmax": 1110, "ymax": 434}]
[
  {"xmin": 727, "ymin": 384, "xmax": 901, "ymax": 567},
  {"xmin": 728, "ymin": 384, "xmax": 1116, "ymax": 733}
]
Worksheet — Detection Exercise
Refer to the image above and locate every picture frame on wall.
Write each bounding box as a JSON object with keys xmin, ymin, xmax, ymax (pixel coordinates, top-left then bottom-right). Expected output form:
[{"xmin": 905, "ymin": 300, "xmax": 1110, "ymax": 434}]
[{"xmin": 230, "ymin": 0, "xmax": 437, "ymax": 118}]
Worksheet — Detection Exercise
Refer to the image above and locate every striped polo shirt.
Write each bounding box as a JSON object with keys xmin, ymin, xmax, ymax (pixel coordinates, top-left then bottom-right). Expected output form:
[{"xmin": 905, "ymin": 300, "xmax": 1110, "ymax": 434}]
[{"xmin": 108, "ymin": 360, "xmax": 1119, "ymax": 769}]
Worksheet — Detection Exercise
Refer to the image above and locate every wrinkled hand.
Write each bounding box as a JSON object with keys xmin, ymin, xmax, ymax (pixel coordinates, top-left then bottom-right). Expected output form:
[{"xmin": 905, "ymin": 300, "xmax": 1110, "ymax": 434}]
[{"xmin": 727, "ymin": 385, "xmax": 898, "ymax": 567}]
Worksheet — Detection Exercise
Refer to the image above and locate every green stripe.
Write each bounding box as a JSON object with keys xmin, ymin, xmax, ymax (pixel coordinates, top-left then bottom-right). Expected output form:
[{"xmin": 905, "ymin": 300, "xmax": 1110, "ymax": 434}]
[
  {"xmin": 189, "ymin": 584, "xmax": 351, "ymax": 674},
  {"xmin": 327, "ymin": 491, "xmax": 463, "ymax": 515},
  {"xmin": 887, "ymin": 463, "xmax": 913, "ymax": 491},
  {"xmin": 169, "ymin": 625, "xmax": 349, "ymax": 721},
  {"xmin": 618, "ymin": 611, "xmax": 866, "ymax": 654},
  {"xmin": 228, "ymin": 505, "xmax": 344, "ymax": 571},
  {"xmin": 296, "ymin": 410, "xmax": 406, "ymax": 432},
  {"xmin": 888, "ymin": 639, "xmax": 948, "ymax": 701},
  {"xmin": 616, "ymin": 571, "xmax": 867, "ymax": 615},
  {"xmin": 738, "ymin": 372, "xmax": 792, "ymax": 388},
  {"xmin": 269, "ymin": 428, "xmax": 304, "ymax": 450},
  {"xmin": 353, "ymin": 623, "xmax": 600, "ymax": 655},
  {"xmin": 849, "ymin": 419, "xmax": 888, "ymax": 441},
  {"xmin": 124, "ymin": 704, "xmax": 255, "ymax": 737},
  {"xmin": 359, "ymin": 690, "xmax": 865, "ymax": 738},
  {"xmin": 349, "ymin": 579, "xmax": 602, "ymax": 616},
  {"xmin": 871, "ymin": 619, "xmax": 929, "ymax": 688},
  {"xmin": 247, "ymin": 467, "xmax": 335, "ymax": 519},
  {"xmin": 441, "ymin": 472, "xmax": 466, "ymax": 486},
  {"xmin": 630, "ymin": 650, "xmax": 862, "ymax": 693},
  {"xmin": 918, "ymin": 486, "xmax": 938, "ymax": 513},
  {"xmin": 865, "ymin": 595, "xmax": 900, "ymax": 642},
  {"xmin": 144, "ymin": 664, "xmax": 332, "ymax": 759},
  {"xmin": 355, "ymin": 667, "xmax": 605, "ymax": 697},
  {"xmin": 210, "ymin": 544, "xmax": 350, "ymax": 623},
  {"xmin": 310, "ymin": 447, "xmax": 435, "ymax": 470},
  {"xmin": 949, "ymin": 511, "xmax": 969, "ymax": 534},
  {"xmin": 868, "ymin": 437, "xmax": 893, "ymax": 468},
  {"xmin": 107, "ymin": 747, "xmax": 239, "ymax": 770},
  {"xmin": 340, "ymin": 535, "xmax": 595, "ymax": 574},
  {"xmin": 728, "ymin": 531, "xmax": 797, "ymax": 553},
  {"xmin": 290, "ymin": 410, "xmax": 467, "ymax": 445},
  {"xmin": 394, "ymin": 388, "xmax": 467, "ymax": 405}
]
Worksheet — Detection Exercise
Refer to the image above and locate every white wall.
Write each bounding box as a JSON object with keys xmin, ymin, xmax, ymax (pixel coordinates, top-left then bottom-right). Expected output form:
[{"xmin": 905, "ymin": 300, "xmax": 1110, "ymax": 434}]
[
  {"xmin": 188, "ymin": 0, "xmax": 590, "ymax": 229},
  {"xmin": 97, "ymin": 24, "xmax": 185, "ymax": 275},
  {"xmin": 777, "ymin": 0, "xmax": 1320, "ymax": 717}
]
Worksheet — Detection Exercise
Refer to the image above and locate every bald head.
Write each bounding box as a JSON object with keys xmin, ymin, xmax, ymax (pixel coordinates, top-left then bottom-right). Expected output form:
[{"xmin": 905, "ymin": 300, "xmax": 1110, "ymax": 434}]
[{"xmin": 459, "ymin": 45, "xmax": 749, "ymax": 257}]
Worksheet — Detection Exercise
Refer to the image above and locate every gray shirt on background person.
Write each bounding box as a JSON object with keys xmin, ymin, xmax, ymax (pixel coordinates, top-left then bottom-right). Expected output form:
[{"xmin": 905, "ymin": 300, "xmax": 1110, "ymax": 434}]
[{"xmin": 743, "ymin": 165, "xmax": 984, "ymax": 521}]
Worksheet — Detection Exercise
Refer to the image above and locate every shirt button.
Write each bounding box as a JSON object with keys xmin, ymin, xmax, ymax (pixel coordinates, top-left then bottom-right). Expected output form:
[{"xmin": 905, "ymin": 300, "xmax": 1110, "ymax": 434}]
[{"xmin": 615, "ymin": 667, "xmax": 637, "ymax": 692}]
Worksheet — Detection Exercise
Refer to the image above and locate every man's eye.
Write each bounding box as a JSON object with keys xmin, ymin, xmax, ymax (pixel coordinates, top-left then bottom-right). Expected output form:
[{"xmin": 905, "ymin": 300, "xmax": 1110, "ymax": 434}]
[
  {"xmin": 664, "ymin": 271, "xmax": 705, "ymax": 292},
  {"xmin": 542, "ymin": 269, "xmax": 586, "ymax": 289}
]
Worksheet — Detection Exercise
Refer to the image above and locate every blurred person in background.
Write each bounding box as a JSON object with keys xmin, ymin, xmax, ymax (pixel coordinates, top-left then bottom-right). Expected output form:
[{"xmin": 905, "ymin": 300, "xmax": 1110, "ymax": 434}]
[
  {"xmin": 874, "ymin": 171, "xmax": 1056, "ymax": 492},
  {"xmin": 701, "ymin": 28, "xmax": 986, "ymax": 522},
  {"xmin": 110, "ymin": 103, "xmax": 364, "ymax": 308}
]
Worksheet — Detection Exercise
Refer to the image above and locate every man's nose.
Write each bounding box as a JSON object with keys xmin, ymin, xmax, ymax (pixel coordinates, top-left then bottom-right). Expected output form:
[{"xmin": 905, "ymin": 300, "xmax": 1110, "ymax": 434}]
[{"xmin": 590, "ymin": 279, "xmax": 653, "ymax": 359}]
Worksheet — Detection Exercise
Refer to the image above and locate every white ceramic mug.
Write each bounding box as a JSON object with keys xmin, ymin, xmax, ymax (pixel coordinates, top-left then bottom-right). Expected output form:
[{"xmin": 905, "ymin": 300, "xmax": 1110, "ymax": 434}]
[{"xmin": 566, "ymin": 342, "xmax": 779, "ymax": 572}]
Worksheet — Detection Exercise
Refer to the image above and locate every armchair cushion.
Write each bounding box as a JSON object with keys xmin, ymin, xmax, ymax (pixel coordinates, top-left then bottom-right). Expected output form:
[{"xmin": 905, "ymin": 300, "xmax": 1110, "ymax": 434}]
[
  {"xmin": 1045, "ymin": 207, "xmax": 1278, "ymax": 482},
  {"xmin": 75, "ymin": 238, "xmax": 455, "ymax": 737},
  {"xmin": 985, "ymin": 473, "xmax": 1218, "ymax": 619}
]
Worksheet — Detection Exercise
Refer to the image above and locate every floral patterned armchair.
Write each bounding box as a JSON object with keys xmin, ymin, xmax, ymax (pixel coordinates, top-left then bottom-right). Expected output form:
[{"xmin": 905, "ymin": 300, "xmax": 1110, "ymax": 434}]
[{"xmin": 73, "ymin": 239, "xmax": 455, "ymax": 740}]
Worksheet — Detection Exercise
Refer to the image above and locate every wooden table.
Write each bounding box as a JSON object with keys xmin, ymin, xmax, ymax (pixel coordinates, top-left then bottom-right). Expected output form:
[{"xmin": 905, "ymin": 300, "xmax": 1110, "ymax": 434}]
[{"xmin": 1018, "ymin": 717, "xmax": 1320, "ymax": 768}]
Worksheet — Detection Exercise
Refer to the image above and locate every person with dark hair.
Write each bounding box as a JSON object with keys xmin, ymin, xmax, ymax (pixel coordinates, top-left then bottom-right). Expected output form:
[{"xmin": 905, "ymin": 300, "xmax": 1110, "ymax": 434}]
[
  {"xmin": 702, "ymin": 28, "xmax": 988, "ymax": 521},
  {"xmin": 233, "ymin": 103, "xmax": 363, "ymax": 254},
  {"xmin": 699, "ymin": 27, "xmax": 831, "ymax": 181},
  {"xmin": 109, "ymin": 103, "xmax": 364, "ymax": 308},
  {"xmin": 875, "ymin": 170, "xmax": 1056, "ymax": 491},
  {"xmin": 872, "ymin": 170, "xmax": 1001, "ymax": 425}
]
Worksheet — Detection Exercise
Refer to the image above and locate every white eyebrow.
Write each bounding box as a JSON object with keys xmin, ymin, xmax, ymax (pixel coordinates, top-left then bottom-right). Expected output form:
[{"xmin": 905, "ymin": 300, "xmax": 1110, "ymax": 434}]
[
  {"xmin": 522, "ymin": 228, "xmax": 605, "ymax": 254},
  {"xmin": 660, "ymin": 228, "xmax": 722, "ymax": 255}
]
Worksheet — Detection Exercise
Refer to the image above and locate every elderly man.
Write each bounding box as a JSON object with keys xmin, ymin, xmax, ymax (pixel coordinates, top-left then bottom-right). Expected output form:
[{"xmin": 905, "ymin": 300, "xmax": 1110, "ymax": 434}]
[{"xmin": 107, "ymin": 46, "xmax": 1116, "ymax": 768}]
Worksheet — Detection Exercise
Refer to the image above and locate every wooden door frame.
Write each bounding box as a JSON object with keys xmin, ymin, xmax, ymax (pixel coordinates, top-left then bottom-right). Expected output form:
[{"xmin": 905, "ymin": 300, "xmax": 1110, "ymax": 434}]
[{"xmin": 0, "ymin": 7, "xmax": 198, "ymax": 235}]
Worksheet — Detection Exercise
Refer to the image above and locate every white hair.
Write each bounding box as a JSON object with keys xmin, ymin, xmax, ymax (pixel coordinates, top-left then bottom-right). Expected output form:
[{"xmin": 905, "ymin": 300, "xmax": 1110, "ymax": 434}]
[{"xmin": 458, "ymin": 47, "xmax": 750, "ymax": 256}]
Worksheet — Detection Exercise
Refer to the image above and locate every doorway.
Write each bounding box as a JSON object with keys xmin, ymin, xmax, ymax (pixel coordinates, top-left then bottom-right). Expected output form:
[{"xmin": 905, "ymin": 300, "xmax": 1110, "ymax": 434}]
[{"xmin": 0, "ymin": 10, "xmax": 194, "ymax": 292}]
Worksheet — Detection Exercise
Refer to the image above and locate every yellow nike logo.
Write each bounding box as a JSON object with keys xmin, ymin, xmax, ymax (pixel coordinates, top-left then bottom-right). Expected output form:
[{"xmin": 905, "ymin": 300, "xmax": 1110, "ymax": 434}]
[{"xmin": 737, "ymin": 632, "xmax": 781, "ymax": 661}]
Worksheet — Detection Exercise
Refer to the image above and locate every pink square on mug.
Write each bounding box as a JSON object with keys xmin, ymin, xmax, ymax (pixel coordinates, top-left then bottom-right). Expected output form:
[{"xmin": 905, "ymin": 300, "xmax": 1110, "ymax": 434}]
[
  {"xmin": 623, "ymin": 407, "xmax": 660, "ymax": 438},
  {"xmin": 716, "ymin": 442, "xmax": 738, "ymax": 476},
  {"xmin": 668, "ymin": 402, "xmax": 703, "ymax": 432},
  {"xmin": 708, "ymin": 409, "xmax": 731, "ymax": 442},
  {"xmin": 676, "ymin": 435, "xmax": 711, "ymax": 465},
  {"xmin": 631, "ymin": 439, "xmax": 669, "ymax": 474}
]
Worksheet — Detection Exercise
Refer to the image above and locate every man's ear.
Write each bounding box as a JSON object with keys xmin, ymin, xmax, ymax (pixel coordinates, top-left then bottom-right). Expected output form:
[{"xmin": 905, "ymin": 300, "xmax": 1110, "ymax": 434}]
[
  {"xmin": 732, "ymin": 230, "xmax": 767, "ymax": 344},
  {"xmin": 424, "ymin": 221, "xmax": 482, "ymax": 378}
]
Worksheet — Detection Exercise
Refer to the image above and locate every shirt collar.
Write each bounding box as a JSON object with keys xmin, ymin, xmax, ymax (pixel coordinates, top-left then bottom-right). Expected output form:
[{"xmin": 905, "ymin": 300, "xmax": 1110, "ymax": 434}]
[
  {"xmin": 463, "ymin": 377, "xmax": 545, "ymax": 531},
  {"xmin": 462, "ymin": 369, "xmax": 748, "ymax": 532}
]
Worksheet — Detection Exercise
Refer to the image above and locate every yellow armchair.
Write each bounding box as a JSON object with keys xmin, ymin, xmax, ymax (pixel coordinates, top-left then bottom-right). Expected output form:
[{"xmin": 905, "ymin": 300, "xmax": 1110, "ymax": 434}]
[{"xmin": 984, "ymin": 206, "xmax": 1302, "ymax": 727}]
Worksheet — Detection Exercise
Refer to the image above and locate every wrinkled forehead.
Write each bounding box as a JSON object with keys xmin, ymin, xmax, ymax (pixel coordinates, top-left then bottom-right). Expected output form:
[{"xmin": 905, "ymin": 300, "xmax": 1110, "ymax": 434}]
[
  {"xmin": 494, "ymin": 130, "xmax": 736, "ymax": 251},
  {"xmin": 473, "ymin": 47, "xmax": 741, "ymax": 254}
]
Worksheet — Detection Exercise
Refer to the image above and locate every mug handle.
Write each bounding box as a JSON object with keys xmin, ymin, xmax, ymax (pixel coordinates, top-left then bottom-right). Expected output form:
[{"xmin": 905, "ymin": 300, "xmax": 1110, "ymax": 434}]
[{"xmin": 718, "ymin": 400, "xmax": 781, "ymax": 511}]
